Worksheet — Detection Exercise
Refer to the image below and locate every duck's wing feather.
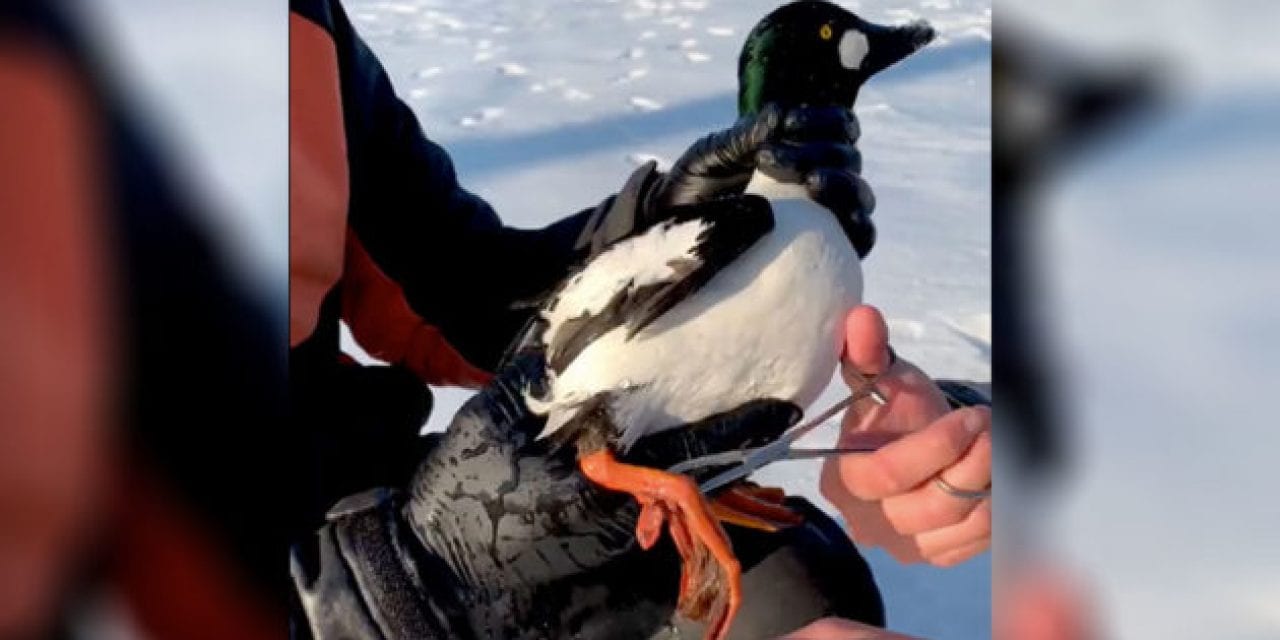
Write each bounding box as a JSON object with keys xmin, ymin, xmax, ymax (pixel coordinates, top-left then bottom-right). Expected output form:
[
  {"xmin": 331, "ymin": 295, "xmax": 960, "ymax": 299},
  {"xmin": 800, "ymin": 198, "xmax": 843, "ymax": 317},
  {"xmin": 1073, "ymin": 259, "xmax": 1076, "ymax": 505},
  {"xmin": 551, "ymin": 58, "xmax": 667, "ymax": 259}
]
[{"xmin": 541, "ymin": 195, "xmax": 774, "ymax": 375}]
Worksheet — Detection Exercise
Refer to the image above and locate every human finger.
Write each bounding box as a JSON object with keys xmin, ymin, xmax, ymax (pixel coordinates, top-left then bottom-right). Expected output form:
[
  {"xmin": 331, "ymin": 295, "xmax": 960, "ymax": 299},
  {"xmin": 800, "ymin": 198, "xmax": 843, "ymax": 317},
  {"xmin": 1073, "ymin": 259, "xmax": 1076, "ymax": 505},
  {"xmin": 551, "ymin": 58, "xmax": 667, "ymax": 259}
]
[
  {"xmin": 805, "ymin": 167, "xmax": 876, "ymax": 216},
  {"xmin": 926, "ymin": 536, "xmax": 990, "ymax": 568},
  {"xmin": 834, "ymin": 407, "xmax": 987, "ymax": 501},
  {"xmin": 781, "ymin": 617, "xmax": 920, "ymax": 639},
  {"xmin": 879, "ymin": 428, "xmax": 991, "ymax": 535},
  {"xmin": 757, "ymin": 141, "xmax": 861, "ymax": 183},
  {"xmin": 841, "ymin": 305, "xmax": 891, "ymax": 377},
  {"xmin": 779, "ymin": 105, "xmax": 861, "ymax": 143},
  {"xmin": 914, "ymin": 498, "xmax": 992, "ymax": 566}
]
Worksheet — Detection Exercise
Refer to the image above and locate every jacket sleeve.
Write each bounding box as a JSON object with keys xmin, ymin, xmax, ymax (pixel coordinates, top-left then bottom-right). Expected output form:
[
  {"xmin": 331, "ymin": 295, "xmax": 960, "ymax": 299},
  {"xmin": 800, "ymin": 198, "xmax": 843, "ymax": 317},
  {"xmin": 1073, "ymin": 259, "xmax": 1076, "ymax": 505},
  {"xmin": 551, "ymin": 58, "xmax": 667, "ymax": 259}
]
[
  {"xmin": 936, "ymin": 380, "xmax": 992, "ymax": 408},
  {"xmin": 289, "ymin": 489, "xmax": 888, "ymax": 640},
  {"xmin": 294, "ymin": 0, "xmax": 600, "ymax": 373}
]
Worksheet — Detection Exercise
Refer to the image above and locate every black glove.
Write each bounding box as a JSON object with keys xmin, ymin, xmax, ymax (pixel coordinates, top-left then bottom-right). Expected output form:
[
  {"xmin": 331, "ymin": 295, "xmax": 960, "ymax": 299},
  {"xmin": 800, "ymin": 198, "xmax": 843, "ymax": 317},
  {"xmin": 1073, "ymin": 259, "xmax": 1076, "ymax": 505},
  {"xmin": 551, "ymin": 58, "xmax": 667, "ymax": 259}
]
[
  {"xmin": 937, "ymin": 379, "xmax": 992, "ymax": 409},
  {"xmin": 292, "ymin": 353, "xmax": 800, "ymax": 640},
  {"xmin": 575, "ymin": 104, "xmax": 878, "ymax": 259}
]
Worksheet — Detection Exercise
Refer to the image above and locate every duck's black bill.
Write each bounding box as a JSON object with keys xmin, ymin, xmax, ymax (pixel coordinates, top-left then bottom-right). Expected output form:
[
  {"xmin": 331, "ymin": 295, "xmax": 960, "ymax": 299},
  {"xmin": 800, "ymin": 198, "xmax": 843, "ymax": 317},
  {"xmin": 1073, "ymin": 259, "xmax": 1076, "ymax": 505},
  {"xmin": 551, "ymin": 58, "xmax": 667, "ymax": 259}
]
[{"xmin": 860, "ymin": 20, "xmax": 937, "ymax": 80}]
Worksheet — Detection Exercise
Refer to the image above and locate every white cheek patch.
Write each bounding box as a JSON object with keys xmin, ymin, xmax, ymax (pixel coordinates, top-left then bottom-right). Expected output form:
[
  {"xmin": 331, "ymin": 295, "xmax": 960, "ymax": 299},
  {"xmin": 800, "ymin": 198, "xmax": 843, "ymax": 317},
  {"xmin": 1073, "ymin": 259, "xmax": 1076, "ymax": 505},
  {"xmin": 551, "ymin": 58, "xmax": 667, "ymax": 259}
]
[{"xmin": 839, "ymin": 30, "xmax": 869, "ymax": 70}]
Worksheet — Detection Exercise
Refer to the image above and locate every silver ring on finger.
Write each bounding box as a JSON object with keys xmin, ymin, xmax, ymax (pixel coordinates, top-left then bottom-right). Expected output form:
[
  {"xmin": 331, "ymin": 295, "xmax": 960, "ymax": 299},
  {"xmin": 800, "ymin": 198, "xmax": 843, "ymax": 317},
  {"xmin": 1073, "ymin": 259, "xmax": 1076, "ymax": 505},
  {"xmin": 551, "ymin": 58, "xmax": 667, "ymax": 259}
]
[{"xmin": 933, "ymin": 475, "xmax": 990, "ymax": 500}]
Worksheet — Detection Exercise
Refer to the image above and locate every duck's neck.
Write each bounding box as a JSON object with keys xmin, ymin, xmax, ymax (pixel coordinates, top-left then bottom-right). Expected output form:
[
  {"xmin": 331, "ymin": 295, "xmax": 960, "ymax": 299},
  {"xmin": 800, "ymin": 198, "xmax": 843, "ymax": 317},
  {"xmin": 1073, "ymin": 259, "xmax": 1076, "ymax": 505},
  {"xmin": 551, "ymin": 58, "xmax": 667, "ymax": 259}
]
[{"xmin": 744, "ymin": 169, "xmax": 812, "ymax": 200}]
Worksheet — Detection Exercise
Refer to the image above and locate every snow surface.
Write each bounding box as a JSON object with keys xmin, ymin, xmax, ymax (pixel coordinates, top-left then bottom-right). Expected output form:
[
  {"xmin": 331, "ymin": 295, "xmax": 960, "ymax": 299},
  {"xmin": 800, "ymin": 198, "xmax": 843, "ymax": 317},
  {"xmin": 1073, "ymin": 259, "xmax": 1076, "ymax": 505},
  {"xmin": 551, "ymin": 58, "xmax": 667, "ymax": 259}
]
[{"xmin": 341, "ymin": 0, "xmax": 991, "ymax": 637}]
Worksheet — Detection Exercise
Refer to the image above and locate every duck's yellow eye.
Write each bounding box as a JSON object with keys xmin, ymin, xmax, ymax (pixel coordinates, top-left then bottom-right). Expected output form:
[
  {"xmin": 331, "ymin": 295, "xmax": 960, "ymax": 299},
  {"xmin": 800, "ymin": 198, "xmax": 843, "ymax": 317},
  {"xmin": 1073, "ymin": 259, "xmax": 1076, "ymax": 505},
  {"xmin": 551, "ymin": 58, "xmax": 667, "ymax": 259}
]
[{"xmin": 819, "ymin": 24, "xmax": 834, "ymax": 40}]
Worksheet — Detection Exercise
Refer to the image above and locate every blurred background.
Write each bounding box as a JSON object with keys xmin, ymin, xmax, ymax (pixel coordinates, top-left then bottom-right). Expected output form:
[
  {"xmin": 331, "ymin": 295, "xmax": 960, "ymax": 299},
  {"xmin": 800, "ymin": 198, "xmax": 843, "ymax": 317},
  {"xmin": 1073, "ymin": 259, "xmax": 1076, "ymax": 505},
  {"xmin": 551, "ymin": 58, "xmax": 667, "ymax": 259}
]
[
  {"xmin": 995, "ymin": 1, "xmax": 1280, "ymax": 638},
  {"xmin": 1, "ymin": 1, "xmax": 285, "ymax": 639}
]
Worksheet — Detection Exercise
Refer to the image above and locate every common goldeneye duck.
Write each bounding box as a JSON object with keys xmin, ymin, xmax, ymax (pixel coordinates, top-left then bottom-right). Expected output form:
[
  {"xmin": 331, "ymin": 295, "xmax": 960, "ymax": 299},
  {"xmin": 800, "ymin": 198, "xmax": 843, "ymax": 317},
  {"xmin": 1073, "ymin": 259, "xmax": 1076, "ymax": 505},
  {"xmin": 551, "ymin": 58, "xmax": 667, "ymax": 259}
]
[{"xmin": 522, "ymin": 3, "xmax": 934, "ymax": 638}]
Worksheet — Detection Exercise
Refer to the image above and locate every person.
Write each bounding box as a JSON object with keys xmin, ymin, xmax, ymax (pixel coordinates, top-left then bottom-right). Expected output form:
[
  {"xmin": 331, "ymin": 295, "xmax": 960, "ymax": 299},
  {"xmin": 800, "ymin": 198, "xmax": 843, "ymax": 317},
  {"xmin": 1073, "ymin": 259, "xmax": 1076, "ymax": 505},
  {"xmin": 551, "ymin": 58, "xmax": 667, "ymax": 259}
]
[
  {"xmin": 825, "ymin": 305, "xmax": 992, "ymax": 569},
  {"xmin": 783, "ymin": 305, "xmax": 993, "ymax": 639},
  {"xmin": 288, "ymin": 0, "xmax": 992, "ymax": 638},
  {"xmin": 287, "ymin": 0, "xmax": 878, "ymax": 522},
  {"xmin": 291, "ymin": 306, "xmax": 992, "ymax": 640}
]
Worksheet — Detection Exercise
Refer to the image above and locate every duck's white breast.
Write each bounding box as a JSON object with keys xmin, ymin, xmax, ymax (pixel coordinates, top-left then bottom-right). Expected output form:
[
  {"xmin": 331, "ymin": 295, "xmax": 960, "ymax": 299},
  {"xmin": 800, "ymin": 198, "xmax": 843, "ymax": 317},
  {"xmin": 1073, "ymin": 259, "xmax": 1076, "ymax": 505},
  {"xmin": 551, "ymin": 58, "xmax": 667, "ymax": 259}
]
[{"xmin": 541, "ymin": 173, "xmax": 863, "ymax": 449}]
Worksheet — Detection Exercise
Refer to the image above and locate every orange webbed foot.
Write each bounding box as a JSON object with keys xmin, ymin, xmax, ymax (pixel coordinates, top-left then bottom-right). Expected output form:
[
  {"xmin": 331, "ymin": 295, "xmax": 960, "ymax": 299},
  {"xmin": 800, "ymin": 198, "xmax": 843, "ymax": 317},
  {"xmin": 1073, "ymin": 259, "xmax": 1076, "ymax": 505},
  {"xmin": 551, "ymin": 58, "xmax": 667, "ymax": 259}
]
[
  {"xmin": 710, "ymin": 482, "xmax": 805, "ymax": 532},
  {"xmin": 580, "ymin": 450, "xmax": 742, "ymax": 640}
]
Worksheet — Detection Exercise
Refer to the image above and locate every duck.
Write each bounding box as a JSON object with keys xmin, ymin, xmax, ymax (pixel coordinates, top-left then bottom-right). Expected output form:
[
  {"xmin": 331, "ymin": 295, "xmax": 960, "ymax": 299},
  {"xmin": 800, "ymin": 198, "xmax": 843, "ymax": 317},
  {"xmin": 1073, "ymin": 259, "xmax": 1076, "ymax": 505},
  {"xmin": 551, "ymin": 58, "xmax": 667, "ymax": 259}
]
[{"xmin": 523, "ymin": 3, "xmax": 934, "ymax": 638}]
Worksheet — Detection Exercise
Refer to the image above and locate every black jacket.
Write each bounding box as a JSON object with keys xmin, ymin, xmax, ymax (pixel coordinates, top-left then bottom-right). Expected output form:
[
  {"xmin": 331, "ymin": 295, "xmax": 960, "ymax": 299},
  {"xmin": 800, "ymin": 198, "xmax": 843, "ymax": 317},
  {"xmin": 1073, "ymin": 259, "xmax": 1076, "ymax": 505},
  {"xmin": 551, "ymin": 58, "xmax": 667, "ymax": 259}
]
[{"xmin": 289, "ymin": 0, "xmax": 619, "ymax": 523}]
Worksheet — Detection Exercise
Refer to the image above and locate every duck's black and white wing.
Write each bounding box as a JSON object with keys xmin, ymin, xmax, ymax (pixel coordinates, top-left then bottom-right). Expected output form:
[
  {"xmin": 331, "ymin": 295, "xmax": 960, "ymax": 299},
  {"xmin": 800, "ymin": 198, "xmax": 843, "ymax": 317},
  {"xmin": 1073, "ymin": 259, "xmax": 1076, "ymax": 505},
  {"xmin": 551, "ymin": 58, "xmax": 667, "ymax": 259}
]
[{"xmin": 541, "ymin": 195, "xmax": 775, "ymax": 376}]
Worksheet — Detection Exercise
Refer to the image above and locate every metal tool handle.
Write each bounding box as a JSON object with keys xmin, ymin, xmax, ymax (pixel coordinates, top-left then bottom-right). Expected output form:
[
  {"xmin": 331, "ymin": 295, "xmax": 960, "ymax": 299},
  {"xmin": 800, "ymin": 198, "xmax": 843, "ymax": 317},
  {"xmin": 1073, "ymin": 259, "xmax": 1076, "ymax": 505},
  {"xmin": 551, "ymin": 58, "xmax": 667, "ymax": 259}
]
[{"xmin": 781, "ymin": 446, "xmax": 882, "ymax": 460}]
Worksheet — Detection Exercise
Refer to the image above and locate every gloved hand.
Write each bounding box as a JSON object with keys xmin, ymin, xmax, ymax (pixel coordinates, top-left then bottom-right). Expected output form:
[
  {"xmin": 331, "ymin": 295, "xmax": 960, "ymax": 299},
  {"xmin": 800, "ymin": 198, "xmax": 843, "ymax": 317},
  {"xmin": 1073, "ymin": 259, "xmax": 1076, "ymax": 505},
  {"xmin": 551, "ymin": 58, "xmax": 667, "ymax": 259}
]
[
  {"xmin": 577, "ymin": 104, "xmax": 878, "ymax": 259},
  {"xmin": 291, "ymin": 352, "xmax": 801, "ymax": 640}
]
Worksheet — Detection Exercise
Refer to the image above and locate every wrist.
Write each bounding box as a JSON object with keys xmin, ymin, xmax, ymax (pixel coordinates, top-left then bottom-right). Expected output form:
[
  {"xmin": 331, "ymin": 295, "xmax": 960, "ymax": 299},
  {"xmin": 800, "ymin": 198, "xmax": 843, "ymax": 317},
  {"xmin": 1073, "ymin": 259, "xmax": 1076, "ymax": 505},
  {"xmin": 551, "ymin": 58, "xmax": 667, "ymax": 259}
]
[
  {"xmin": 574, "ymin": 161, "xmax": 665, "ymax": 258},
  {"xmin": 292, "ymin": 488, "xmax": 469, "ymax": 639}
]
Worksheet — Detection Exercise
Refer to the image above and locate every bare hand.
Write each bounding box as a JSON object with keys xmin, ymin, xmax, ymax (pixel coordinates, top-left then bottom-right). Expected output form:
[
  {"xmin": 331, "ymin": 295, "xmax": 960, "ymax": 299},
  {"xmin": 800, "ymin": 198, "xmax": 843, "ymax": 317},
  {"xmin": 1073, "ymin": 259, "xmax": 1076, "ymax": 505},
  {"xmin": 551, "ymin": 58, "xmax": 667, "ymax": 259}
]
[
  {"xmin": 820, "ymin": 305, "xmax": 992, "ymax": 566},
  {"xmin": 780, "ymin": 617, "xmax": 921, "ymax": 639},
  {"xmin": 996, "ymin": 566, "xmax": 1100, "ymax": 640}
]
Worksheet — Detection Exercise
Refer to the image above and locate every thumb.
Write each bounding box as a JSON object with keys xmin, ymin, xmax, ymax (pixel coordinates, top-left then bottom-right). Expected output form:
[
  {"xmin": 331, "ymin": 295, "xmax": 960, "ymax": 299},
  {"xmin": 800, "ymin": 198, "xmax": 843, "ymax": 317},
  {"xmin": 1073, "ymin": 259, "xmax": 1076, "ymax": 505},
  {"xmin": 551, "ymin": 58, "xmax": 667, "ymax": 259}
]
[
  {"xmin": 693, "ymin": 102, "xmax": 783, "ymax": 173},
  {"xmin": 452, "ymin": 351, "xmax": 548, "ymax": 441},
  {"xmin": 843, "ymin": 305, "xmax": 891, "ymax": 377}
]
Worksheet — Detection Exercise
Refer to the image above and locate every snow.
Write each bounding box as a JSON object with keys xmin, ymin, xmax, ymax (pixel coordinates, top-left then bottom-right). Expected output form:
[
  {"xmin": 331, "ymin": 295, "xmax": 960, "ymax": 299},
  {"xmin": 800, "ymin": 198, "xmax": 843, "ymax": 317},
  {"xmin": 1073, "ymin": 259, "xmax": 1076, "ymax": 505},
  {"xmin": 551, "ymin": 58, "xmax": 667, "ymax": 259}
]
[
  {"xmin": 629, "ymin": 96, "xmax": 665, "ymax": 111},
  {"xmin": 341, "ymin": 0, "xmax": 991, "ymax": 637},
  {"xmin": 497, "ymin": 62, "xmax": 530, "ymax": 77}
]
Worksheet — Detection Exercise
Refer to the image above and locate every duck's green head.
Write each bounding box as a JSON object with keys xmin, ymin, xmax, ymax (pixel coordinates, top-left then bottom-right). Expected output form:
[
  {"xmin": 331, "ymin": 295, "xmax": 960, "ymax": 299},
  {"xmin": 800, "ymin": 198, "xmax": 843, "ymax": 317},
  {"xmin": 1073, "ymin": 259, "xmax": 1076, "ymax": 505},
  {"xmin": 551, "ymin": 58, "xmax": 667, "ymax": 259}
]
[{"xmin": 738, "ymin": 1, "xmax": 936, "ymax": 116}]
